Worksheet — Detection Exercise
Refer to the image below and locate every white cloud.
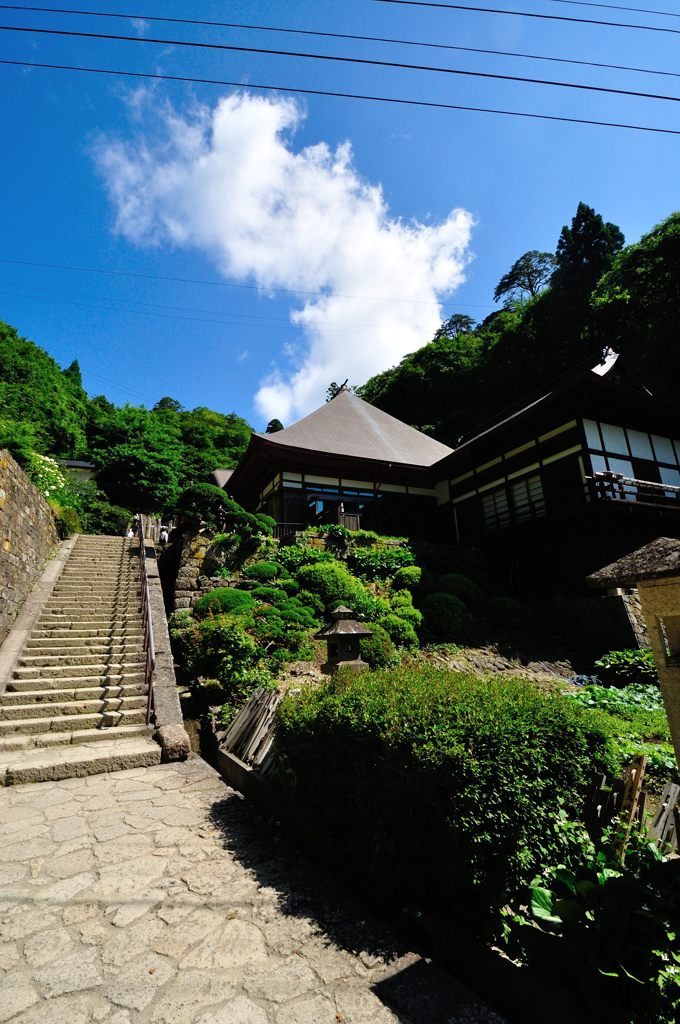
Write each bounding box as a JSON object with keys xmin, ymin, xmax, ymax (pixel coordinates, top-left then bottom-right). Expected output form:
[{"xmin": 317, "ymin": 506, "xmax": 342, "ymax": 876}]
[{"xmin": 93, "ymin": 92, "xmax": 474, "ymax": 421}]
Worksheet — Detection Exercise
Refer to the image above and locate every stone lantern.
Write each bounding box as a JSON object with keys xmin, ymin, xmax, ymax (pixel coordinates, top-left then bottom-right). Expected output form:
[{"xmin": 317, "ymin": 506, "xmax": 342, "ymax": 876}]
[
  {"xmin": 588, "ymin": 537, "xmax": 680, "ymax": 767},
  {"xmin": 314, "ymin": 606, "xmax": 373, "ymax": 674}
]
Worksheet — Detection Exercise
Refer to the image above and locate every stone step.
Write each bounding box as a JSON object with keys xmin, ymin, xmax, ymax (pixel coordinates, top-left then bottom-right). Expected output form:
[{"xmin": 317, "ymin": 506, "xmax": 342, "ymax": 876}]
[
  {"xmin": 1, "ymin": 682, "xmax": 147, "ymax": 705},
  {"xmin": 0, "ymin": 707, "xmax": 147, "ymax": 735},
  {"xmin": 23, "ymin": 641, "xmax": 144, "ymax": 656},
  {"xmin": 29, "ymin": 627, "xmax": 144, "ymax": 640},
  {"xmin": 0, "ymin": 722, "xmax": 153, "ymax": 753},
  {"xmin": 0, "ymin": 694, "xmax": 147, "ymax": 720},
  {"xmin": 16, "ymin": 655, "xmax": 146, "ymax": 671},
  {"xmin": 55, "ymin": 586, "xmax": 138, "ymax": 592},
  {"xmin": 7, "ymin": 670, "xmax": 146, "ymax": 692},
  {"xmin": 0, "ymin": 735, "xmax": 161, "ymax": 785},
  {"xmin": 37, "ymin": 615, "xmax": 142, "ymax": 627},
  {"xmin": 13, "ymin": 661, "xmax": 146, "ymax": 680}
]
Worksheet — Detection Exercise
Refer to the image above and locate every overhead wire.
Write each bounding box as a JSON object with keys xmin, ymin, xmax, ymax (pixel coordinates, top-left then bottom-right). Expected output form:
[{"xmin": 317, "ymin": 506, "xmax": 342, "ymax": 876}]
[
  {"xmin": 546, "ymin": 0, "xmax": 680, "ymax": 18},
  {"xmin": 0, "ymin": 259, "xmax": 496, "ymax": 307},
  {"xmin": 4, "ymin": 23, "xmax": 680, "ymax": 107},
  {"xmin": 1, "ymin": 5, "xmax": 679, "ymax": 82},
  {"xmin": 370, "ymin": 0, "xmax": 680, "ymax": 36},
  {"xmin": 3, "ymin": 58, "xmax": 680, "ymax": 136}
]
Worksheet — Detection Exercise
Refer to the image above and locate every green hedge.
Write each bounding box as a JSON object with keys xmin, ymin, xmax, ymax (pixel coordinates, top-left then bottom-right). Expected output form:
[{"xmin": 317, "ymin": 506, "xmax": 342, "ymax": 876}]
[
  {"xmin": 193, "ymin": 587, "xmax": 254, "ymax": 619},
  {"xmin": 276, "ymin": 668, "xmax": 618, "ymax": 926}
]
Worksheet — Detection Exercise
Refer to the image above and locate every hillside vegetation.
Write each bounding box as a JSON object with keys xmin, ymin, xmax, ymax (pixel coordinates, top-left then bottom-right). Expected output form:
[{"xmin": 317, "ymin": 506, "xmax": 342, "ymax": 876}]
[
  {"xmin": 0, "ymin": 319, "xmax": 252, "ymax": 529},
  {"xmin": 358, "ymin": 205, "xmax": 680, "ymax": 445}
]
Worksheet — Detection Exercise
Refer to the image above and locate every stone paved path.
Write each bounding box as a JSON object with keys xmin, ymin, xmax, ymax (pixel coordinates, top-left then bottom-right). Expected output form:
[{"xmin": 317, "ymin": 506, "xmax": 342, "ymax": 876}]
[{"xmin": 0, "ymin": 757, "xmax": 506, "ymax": 1024}]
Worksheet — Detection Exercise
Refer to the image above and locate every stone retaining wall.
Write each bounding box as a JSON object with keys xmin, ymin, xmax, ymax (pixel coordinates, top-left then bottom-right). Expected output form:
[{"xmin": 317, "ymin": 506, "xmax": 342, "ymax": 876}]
[{"xmin": 0, "ymin": 449, "xmax": 58, "ymax": 644}]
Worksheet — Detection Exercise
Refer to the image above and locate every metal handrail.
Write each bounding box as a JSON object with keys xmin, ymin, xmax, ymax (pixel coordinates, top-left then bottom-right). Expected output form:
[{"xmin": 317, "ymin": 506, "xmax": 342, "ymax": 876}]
[{"xmin": 137, "ymin": 514, "xmax": 157, "ymax": 726}]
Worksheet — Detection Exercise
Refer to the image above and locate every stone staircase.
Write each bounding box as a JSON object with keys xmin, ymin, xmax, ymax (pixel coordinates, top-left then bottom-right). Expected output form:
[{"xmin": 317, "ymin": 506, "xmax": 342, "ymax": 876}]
[{"xmin": 0, "ymin": 535, "xmax": 162, "ymax": 784}]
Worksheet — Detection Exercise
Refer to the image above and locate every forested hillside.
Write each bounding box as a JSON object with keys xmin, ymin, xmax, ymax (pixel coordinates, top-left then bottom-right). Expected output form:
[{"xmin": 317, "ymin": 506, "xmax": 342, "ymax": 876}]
[
  {"xmin": 0, "ymin": 319, "xmax": 252, "ymax": 527},
  {"xmin": 358, "ymin": 205, "xmax": 680, "ymax": 445}
]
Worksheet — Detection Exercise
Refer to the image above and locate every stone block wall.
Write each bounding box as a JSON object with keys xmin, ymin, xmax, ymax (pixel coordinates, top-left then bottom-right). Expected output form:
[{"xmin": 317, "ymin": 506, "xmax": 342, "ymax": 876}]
[{"xmin": 0, "ymin": 449, "xmax": 58, "ymax": 644}]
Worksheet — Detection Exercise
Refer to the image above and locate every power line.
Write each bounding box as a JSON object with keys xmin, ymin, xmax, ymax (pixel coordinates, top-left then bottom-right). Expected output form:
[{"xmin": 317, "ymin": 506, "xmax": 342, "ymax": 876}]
[
  {"xmin": 548, "ymin": 0, "xmax": 680, "ymax": 18},
  {"xmin": 5, "ymin": 23, "xmax": 680, "ymax": 108},
  {"xmin": 3, "ymin": 58, "xmax": 679, "ymax": 136},
  {"xmin": 0, "ymin": 259, "xmax": 493, "ymax": 307},
  {"xmin": 1, "ymin": 5, "xmax": 678, "ymax": 84},
  {"xmin": 0, "ymin": 282, "xmax": 463, "ymax": 334},
  {"xmin": 4, "ymin": 5, "xmax": 680, "ymax": 85},
  {"xmin": 371, "ymin": 0, "xmax": 680, "ymax": 36}
]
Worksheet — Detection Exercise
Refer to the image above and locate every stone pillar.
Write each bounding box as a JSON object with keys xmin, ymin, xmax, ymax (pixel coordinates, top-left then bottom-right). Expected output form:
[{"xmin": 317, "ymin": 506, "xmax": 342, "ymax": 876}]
[{"xmin": 637, "ymin": 576, "xmax": 680, "ymax": 765}]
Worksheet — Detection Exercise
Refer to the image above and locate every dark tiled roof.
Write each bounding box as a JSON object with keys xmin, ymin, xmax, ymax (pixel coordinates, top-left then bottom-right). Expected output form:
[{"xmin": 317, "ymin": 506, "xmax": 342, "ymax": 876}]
[
  {"xmin": 588, "ymin": 537, "xmax": 680, "ymax": 587},
  {"xmin": 258, "ymin": 389, "xmax": 452, "ymax": 468}
]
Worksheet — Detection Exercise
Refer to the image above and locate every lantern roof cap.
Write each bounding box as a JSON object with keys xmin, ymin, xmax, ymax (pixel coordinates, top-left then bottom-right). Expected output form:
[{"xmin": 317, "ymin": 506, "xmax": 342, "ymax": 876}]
[{"xmin": 314, "ymin": 606, "xmax": 374, "ymax": 639}]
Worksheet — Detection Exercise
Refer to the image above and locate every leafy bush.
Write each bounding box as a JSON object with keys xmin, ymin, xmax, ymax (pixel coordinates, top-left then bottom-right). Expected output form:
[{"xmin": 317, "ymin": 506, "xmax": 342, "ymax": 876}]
[
  {"xmin": 243, "ymin": 561, "xmax": 280, "ymax": 582},
  {"xmin": 506, "ymin": 836, "xmax": 680, "ymax": 1023},
  {"xmin": 193, "ymin": 588, "xmax": 255, "ymax": 619},
  {"xmin": 437, "ymin": 572, "xmax": 485, "ymax": 610},
  {"xmin": 49, "ymin": 501, "xmax": 81, "ymax": 538},
  {"xmin": 296, "ymin": 589, "xmax": 326, "ymax": 619},
  {"xmin": 346, "ymin": 545, "xmax": 415, "ymax": 581},
  {"xmin": 317, "ymin": 523, "xmax": 351, "ymax": 552},
  {"xmin": 392, "ymin": 565, "xmax": 422, "ymax": 591},
  {"xmin": 276, "ymin": 545, "xmax": 334, "ymax": 573},
  {"xmin": 276, "ymin": 668, "xmax": 618, "ymax": 925},
  {"xmin": 420, "ymin": 592, "xmax": 472, "ymax": 643},
  {"xmin": 359, "ymin": 622, "xmax": 398, "ymax": 668},
  {"xmin": 594, "ymin": 648, "xmax": 658, "ymax": 688},
  {"xmin": 379, "ymin": 613, "xmax": 419, "ymax": 651}
]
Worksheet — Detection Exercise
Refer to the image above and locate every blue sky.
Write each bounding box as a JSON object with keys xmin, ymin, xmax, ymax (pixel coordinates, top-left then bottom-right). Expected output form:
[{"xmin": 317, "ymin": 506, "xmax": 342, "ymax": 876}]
[{"xmin": 1, "ymin": 0, "xmax": 679, "ymax": 431}]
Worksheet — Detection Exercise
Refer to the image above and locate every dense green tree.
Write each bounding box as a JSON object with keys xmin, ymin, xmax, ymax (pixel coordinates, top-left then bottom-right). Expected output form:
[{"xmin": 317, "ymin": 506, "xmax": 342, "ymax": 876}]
[
  {"xmin": 493, "ymin": 251, "xmax": 555, "ymax": 304},
  {"xmin": 432, "ymin": 313, "xmax": 476, "ymax": 339},
  {"xmin": 592, "ymin": 211, "xmax": 680, "ymax": 398},
  {"xmin": 551, "ymin": 202, "xmax": 624, "ymax": 297},
  {"xmin": 266, "ymin": 418, "xmax": 284, "ymax": 433},
  {"xmin": 153, "ymin": 396, "xmax": 183, "ymax": 413}
]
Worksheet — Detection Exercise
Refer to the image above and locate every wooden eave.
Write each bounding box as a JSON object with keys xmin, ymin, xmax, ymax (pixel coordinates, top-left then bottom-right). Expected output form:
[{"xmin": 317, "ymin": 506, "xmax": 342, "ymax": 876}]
[{"xmin": 228, "ymin": 433, "xmax": 439, "ymax": 507}]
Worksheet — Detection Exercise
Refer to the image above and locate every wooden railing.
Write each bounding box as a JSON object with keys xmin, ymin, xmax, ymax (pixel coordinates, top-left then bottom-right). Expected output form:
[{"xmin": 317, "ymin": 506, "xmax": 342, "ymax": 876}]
[
  {"xmin": 138, "ymin": 514, "xmax": 157, "ymax": 726},
  {"xmin": 588, "ymin": 471, "xmax": 680, "ymax": 511},
  {"xmin": 272, "ymin": 522, "xmax": 306, "ymax": 540}
]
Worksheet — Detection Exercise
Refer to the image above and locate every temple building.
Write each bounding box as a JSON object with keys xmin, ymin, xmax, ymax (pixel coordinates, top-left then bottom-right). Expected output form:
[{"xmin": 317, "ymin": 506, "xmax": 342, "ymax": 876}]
[
  {"xmin": 223, "ymin": 386, "xmax": 452, "ymax": 538},
  {"xmin": 217, "ymin": 352, "xmax": 680, "ymax": 589}
]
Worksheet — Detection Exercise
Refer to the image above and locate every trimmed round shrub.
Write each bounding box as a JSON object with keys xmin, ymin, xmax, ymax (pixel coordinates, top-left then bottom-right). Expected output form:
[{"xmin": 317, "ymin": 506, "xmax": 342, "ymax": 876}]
[
  {"xmin": 421, "ymin": 592, "xmax": 472, "ymax": 643},
  {"xmin": 243, "ymin": 561, "xmax": 280, "ymax": 582},
  {"xmin": 487, "ymin": 596, "xmax": 535, "ymax": 632},
  {"xmin": 177, "ymin": 483, "xmax": 231, "ymax": 531},
  {"xmin": 392, "ymin": 565, "xmax": 422, "ymax": 591},
  {"xmin": 296, "ymin": 560, "xmax": 362, "ymax": 608},
  {"xmin": 297, "ymin": 589, "xmax": 326, "ymax": 618},
  {"xmin": 437, "ymin": 572, "xmax": 485, "ymax": 610},
  {"xmin": 379, "ymin": 613, "xmax": 419, "ymax": 651},
  {"xmin": 193, "ymin": 587, "xmax": 255, "ymax": 620},
  {"xmin": 251, "ymin": 586, "xmax": 289, "ymax": 607},
  {"xmin": 360, "ymin": 623, "xmax": 398, "ymax": 668},
  {"xmin": 279, "ymin": 575, "xmax": 300, "ymax": 596}
]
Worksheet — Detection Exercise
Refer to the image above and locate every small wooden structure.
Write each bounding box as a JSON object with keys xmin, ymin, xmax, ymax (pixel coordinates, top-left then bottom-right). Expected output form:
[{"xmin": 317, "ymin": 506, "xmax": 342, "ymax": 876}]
[{"xmin": 314, "ymin": 605, "xmax": 373, "ymax": 674}]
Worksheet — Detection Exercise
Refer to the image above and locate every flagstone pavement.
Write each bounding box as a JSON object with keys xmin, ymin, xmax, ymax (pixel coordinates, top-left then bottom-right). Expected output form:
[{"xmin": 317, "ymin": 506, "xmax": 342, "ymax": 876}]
[{"xmin": 0, "ymin": 756, "xmax": 506, "ymax": 1024}]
